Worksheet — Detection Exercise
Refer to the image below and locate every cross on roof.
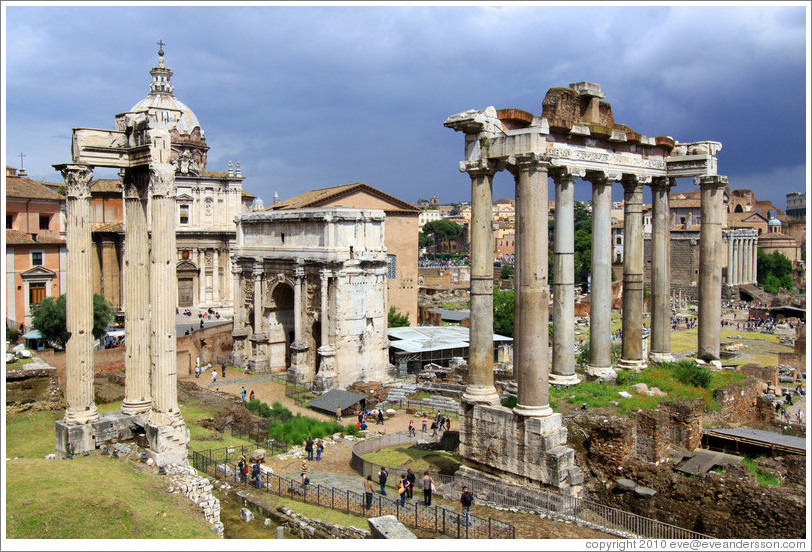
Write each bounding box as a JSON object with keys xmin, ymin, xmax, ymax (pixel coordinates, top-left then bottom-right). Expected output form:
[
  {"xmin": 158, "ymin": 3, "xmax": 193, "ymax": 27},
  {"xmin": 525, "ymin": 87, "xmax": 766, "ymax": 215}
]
[
  {"xmin": 18, "ymin": 151, "xmax": 25, "ymax": 169},
  {"xmin": 157, "ymin": 39, "xmax": 165, "ymax": 55}
]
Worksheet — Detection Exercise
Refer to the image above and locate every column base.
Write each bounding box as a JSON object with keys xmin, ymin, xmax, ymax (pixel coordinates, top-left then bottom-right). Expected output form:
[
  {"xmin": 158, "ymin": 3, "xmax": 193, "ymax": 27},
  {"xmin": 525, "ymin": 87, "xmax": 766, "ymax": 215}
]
[
  {"xmin": 249, "ymin": 356, "xmax": 270, "ymax": 374},
  {"xmin": 288, "ymin": 343, "xmax": 312, "ymax": 387},
  {"xmin": 585, "ymin": 365, "xmax": 617, "ymax": 382},
  {"xmin": 145, "ymin": 420, "xmax": 190, "ymax": 467},
  {"xmin": 648, "ymin": 352, "xmax": 675, "ymax": 364},
  {"xmin": 616, "ymin": 358, "xmax": 647, "ymax": 372},
  {"xmin": 513, "ymin": 403, "xmax": 554, "ymax": 417},
  {"xmin": 64, "ymin": 405, "xmax": 100, "ymax": 426},
  {"xmin": 548, "ymin": 373, "xmax": 582, "ymax": 387},
  {"xmin": 121, "ymin": 400, "xmax": 151, "ymax": 417},
  {"xmin": 461, "ymin": 385, "xmax": 501, "ymax": 406},
  {"xmin": 55, "ymin": 410, "xmax": 136, "ymax": 458}
]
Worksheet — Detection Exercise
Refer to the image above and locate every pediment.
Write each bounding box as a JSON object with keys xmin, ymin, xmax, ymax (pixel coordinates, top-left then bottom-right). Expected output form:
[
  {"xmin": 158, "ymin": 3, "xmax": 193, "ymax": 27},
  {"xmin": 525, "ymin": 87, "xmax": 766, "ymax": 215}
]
[
  {"xmin": 176, "ymin": 259, "xmax": 199, "ymax": 273},
  {"xmin": 741, "ymin": 212, "xmax": 769, "ymax": 223},
  {"xmin": 21, "ymin": 266, "xmax": 56, "ymax": 279},
  {"xmin": 176, "ymin": 193, "xmax": 195, "ymax": 202}
]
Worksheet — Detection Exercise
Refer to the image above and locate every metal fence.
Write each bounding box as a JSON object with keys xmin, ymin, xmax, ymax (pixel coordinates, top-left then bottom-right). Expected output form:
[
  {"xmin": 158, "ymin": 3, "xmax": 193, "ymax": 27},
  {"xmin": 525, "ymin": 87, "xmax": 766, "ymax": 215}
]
[
  {"xmin": 191, "ymin": 445, "xmax": 514, "ymax": 539},
  {"xmin": 192, "ymin": 442, "xmax": 288, "ymax": 473},
  {"xmin": 453, "ymin": 471, "xmax": 714, "ymax": 540}
]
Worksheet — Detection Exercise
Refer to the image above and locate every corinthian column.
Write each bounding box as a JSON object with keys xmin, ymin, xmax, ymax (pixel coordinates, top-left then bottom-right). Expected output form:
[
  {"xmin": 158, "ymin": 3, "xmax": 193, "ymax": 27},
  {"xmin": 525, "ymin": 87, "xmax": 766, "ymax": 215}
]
[
  {"xmin": 731, "ymin": 238, "xmax": 739, "ymax": 285},
  {"xmin": 696, "ymin": 175, "xmax": 728, "ymax": 362},
  {"xmin": 510, "ymin": 154, "xmax": 553, "ymax": 416},
  {"xmin": 727, "ymin": 233, "xmax": 734, "ymax": 285},
  {"xmin": 121, "ymin": 167, "xmax": 151, "ymax": 415},
  {"xmin": 462, "ymin": 161, "xmax": 500, "ymax": 405},
  {"xmin": 586, "ymin": 172, "xmax": 620, "ymax": 380},
  {"xmin": 212, "ymin": 248, "xmax": 220, "ymax": 303},
  {"xmin": 230, "ymin": 263, "xmax": 247, "ymax": 367},
  {"xmin": 289, "ymin": 262, "xmax": 311, "ymax": 385},
  {"xmin": 314, "ymin": 267, "xmax": 336, "ymax": 390},
  {"xmin": 649, "ymin": 177, "xmax": 674, "ymax": 363},
  {"xmin": 550, "ymin": 166, "xmax": 583, "ymax": 386},
  {"xmin": 59, "ymin": 164, "xmax": 99, "ymax": 425},
  {"xmin": 617, "ymin": 175, "xmax": 648, "ymax": 371}
]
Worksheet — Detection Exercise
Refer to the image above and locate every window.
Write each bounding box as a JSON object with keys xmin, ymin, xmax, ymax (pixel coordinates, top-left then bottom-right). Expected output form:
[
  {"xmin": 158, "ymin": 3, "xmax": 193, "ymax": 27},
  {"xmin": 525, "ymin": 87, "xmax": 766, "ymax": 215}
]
[
  {"xmin": 39, "ymin": 215, "xmax": 51, "ymax": 230},
  {"xmin": 6, "ymin": 214, "xmax": 13, "ymax": 229},
  {"xmin": 179, "ymin": 204, "xmax": 189, "ymax": 225},
  {"xmin": 29, "ymin": 282, "xmax": 46, "ymax": 306},
  {"xmin": 31, "ymin": 251, "xmax": 43, "ymax": 266},
  {"xmin": 387, "ymin": 254, "xmax": 397, "ymax": 279}
]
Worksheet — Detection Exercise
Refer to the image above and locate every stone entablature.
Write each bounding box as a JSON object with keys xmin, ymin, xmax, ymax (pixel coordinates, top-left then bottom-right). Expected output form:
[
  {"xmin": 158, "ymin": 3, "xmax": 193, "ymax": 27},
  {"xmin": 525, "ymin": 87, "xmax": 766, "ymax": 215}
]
[{"xmin": 233, "ymin": 208, "xmax": 393, "ymax": 391}]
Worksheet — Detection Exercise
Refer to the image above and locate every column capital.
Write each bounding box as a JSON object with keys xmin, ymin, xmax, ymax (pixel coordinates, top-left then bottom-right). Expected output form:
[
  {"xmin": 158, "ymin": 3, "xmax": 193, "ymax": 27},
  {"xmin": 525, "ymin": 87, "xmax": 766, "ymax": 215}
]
[
  {"xmin": 294, "ymin": 264, "xmax": 306, "ymax": 279},
  {"xmin": 586, "ymin": 169, "xmax": 622, "ymax": 185},
  {"xmin": 650, "ymin": 176, "xmax": 676, "ymax": 191},
  {"xmin": 694, "ymin": 175, "xmax": 728, "ymax": 189},
  {"xmin": 149, "ymin": 162, "xmax": 176, "ymax": 198},
  {"xmin": 550, "ymin": 164, "xmax": 586, "ymax": 183},
  {"xmin": 231, "ymin": 263, "xmax": 241, "ymax": 276},
  {"xmin": 622, "ymin": 173, "xmax": 652, "ymax": 189},
  {"xmin": 122, "ymin": 167, "xmax": 149, "ymax": 200},
  {"xmin": 506, "ymin": 152, "xmax": 551, "ymax": 174},
  {"xmin": 252, "ymin": 263, "xmax": 264, "ymax": 277},
  {"xmin": 459, "ymin": 159, "xmax": 499, "ymax": 177},
  {"xmin": 57, "ymin": 164, "xmax": 94, "ymax": 199}
]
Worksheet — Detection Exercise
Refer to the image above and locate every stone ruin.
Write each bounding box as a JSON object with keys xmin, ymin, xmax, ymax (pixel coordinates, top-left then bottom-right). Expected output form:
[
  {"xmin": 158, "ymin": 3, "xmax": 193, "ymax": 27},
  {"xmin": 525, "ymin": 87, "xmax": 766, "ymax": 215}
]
[
  {"xmin": 444, "ymin": 81, "xmax": 726, "ymax": 495},
  {"xmin": 53, "ymin": 48, "xmax": 189, "ymax": 465}
]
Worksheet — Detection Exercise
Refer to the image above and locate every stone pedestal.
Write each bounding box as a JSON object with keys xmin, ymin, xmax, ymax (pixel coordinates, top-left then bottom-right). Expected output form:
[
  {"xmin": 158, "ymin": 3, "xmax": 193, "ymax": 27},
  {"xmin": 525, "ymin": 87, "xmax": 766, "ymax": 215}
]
[
  {"xmin": 55, "ymin": 411, "xmax": 136, "ymax": 458},
  {"xmin": 145, "ymin": 421, "xmax": 191, "ymax": 466},
  {"xmin": 248, "ymin": 333, "xmax": 271, "ymax": 373},
  {"xmin": 457, "ymin": 400, "xmax": 582, "ymax": 494},
  {"xmin": 287, "ymin": 340, "xmax": 312, "ymax": 386},
  {"xmin": 314, "ymin": 346, "xmax": 337, "ymax": 391}
]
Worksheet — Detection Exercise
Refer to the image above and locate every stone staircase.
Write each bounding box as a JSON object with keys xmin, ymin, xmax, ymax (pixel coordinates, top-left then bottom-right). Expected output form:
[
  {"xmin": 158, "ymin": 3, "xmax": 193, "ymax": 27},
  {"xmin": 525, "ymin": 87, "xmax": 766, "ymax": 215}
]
[{"xmin": 382, "ymin": 383, "xmax": 460, "ymax": 414}]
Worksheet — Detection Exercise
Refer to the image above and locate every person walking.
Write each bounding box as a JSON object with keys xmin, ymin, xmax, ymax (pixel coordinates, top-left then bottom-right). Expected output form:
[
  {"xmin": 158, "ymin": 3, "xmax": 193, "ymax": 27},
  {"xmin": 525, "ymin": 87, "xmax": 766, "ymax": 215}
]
[
  {"xmin": 315, "ymin": 438, "xmax": 324, "ymax": 461},
  {"xmin": 376, "ymin": 409, "xmax": 384, "ymax": 425},
  {"xmin": 252, "ymin": 460, "xmax": 262, "ymax": 489},
  {"xmin": 445, "ymin": 417, "xmax": 451, "ymax": 432},
  {"xmin": 300, "ymin": 461, "xmax": 309, "ymax": 486},
  {"xmin": 378, "ymin": 467, "xmax": 388, "ymax": 495},
  {"xmin": 460, "ymin": 486, "xmax": 473, "ymax": 527},
  {"xmin": 398, "ymin": 473, "xmax": 408, "ymax": 506},
  {"xmin": 336, "ymin": 406, "xmax": 343, "ymax": 422},
  {"xmin": 194, "ymin": 363, "xmax": 200, "ymax": 378},
  {"xmin": 237, "ymin": 455, "xmax": 247, "ymax": 484},
  {"xmin": 408, "ymin": 419, "xmax": 416, "ymax": 438},
  {"xmin": 221, "ymin": 364, "xmax": 226, "ymax": 378},
  {"xmin": 421, "ymin": 415, "xmax": 428, "ymax": 433},
  {"xmin": 406, "ymin": 468, "xmax": 416, "ymax": 500},
  {"xmin": 364, "ymin": 475, "xmax": 375, "ymax": 510},
  {"xmin": 422, "ymin": 471, "xmax": 435, "ymax": 506},
  {"xmin": 211, "ymin": 370, "xmax": 217, "ymax": 385},
  {"xmin": 249, "ymin": 390, "xmax": 255, "ymax": 401},
  {"xmin": 241, "ymin": 387, "xmax": 247, "ymax": 402},
  {"xmin": 430, "ymin": 419, "xmax": 438, "ymax": 438},
  {"xmin": 304, "ymin": 436, "xmax": 314, "ymax": 461}
]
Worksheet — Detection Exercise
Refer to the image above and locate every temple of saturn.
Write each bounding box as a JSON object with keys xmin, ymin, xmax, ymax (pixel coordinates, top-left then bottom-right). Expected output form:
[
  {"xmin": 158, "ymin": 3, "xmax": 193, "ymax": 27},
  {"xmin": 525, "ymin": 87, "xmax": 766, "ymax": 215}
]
[
  {"xmin": 444, "ymin": 82, "xmax": 727, "ymax": 493},
  {"xmin": 53, "ymin": 50, "xmax": 189, "ymax": 465}
]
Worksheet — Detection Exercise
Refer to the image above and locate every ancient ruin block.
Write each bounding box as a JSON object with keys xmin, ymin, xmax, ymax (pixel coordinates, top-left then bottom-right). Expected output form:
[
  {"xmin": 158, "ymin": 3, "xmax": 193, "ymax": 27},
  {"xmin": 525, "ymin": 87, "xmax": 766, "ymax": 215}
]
[
  {"xmin": 634, "ymin": 410, "xmax": 670, "ymax": 464},
  {"xmin": 665, "ymin": 400, "xmax": 704, "ymax": 451},
  {"xmin": 586, "ymin": 416, "xmax": 634, "ymax": 472}
]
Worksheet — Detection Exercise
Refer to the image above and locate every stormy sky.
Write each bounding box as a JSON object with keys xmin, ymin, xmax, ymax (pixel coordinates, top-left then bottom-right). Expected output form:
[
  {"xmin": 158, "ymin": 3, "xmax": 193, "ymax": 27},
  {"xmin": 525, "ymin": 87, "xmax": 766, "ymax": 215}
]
[{"xmin": 4, "ymin": 3, "xmax": 809, "ymax": 211}]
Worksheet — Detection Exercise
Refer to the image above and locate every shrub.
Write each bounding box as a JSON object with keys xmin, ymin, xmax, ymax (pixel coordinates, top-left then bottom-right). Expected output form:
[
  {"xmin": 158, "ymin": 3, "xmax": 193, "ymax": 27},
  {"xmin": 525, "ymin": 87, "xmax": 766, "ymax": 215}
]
[
  {"xmin": 501, "ymin": 395, "xmax": 517, "ymax": 409},
  {"xmin": 672, "ymin": 361, "xmax": 712, "ymax": 389},
  {"xmin": 7, "ymin": 328, "xmax": 19, "ymax": 343}
]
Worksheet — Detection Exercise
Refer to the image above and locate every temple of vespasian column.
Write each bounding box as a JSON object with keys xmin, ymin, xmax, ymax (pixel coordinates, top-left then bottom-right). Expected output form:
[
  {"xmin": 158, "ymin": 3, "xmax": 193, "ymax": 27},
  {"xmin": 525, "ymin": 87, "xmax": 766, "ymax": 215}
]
[
  {"xmin": 53, "ymin": 49, "xmax": 189, "ymax": 465},
  {"xmin": 445, "ymin": 82, "xmax": 725, "ymax": 493}
]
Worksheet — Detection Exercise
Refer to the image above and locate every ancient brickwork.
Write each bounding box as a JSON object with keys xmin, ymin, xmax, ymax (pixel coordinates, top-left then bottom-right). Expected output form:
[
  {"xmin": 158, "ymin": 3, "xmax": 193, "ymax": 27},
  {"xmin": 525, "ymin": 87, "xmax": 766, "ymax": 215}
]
[
  {"xmin": 634, "ymin": 410, "xmax": 670, "ymax": 464},
  {"xmin": 712, "ymin": 377, "xmax": 768, "ymax": 425},
  {"xmin": 584, "ymin": 417, "xmax": 634, "ymax": 473},
  {"xmin": 663, "ymin": 400, "xmax": 703, "ymax": 451},
  {"xmin": 737, "ymin": 364, "xmax": 779, "ymax": 387}
]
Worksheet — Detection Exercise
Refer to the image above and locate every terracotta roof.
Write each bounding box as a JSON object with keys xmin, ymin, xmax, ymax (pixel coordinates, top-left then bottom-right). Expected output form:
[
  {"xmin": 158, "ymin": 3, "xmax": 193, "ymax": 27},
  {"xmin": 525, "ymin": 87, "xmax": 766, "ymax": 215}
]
[
  {"xmin": 670, "ymin": 198, "xmax": 701, "ymax": 208},
  {"xmin": 90, "ymin": 179, "xmax": 122, "ymax": 193},
  {"xmin": 266, "ymin": 182, "xmax": 420, "ymax": 213},
  {"xmin": 5, "ymin": 176, "xmax": 64, "ymax": 201},
  {"xmin": 728, "ymin": 212, "xmax": 768, "ymax": 226},
  {"xmin": 201, "ymin": 170, "xmax": 229, "ymax": 178},
  {"xmin": 91, "ymin": 222, "xmax": 123, "ymax": 232},
  {"xmin": 671, "ymin": 224, "xmax": 702, "ymax": 232},
  {"xmin": 6, "ymin": 229, "xmax": 65, "ymax": 245},
  {"xmin": 758, "ymin": 232, "xmax": 795, "ymax": 242},
  {"xmin": 241, "ymin": 190, "xmax": 256, "ymax": 199}
]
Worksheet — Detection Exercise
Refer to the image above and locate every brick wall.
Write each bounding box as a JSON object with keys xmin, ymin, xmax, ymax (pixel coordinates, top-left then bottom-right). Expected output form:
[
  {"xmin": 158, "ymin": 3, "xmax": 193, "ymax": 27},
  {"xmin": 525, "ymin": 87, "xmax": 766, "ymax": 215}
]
[
  {"xmin": 586, "ymin": 416, "xmax": 634, "ymax": 473},
  {"xmin": 634, "ymin": 410, "xmax": 670, "ymax": 464},
  {"xmin": 663, "ymin": 400, "xmax": 704, "ymax": 451},
  {"xmin": 712, "ymin": 377, "xmax": 769, "ymax": 424},
  {"xmin": 738, "ymin": 364, "xmax": 779, "ymax": 387}
]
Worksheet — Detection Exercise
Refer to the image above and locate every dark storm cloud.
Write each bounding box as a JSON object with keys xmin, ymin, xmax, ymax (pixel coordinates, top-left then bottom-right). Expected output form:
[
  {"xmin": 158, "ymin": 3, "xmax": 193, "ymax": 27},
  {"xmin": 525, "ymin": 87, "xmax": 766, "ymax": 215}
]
[{"xmin": 4, "ymin": 4, "xmax": 808, "ymax": 209}]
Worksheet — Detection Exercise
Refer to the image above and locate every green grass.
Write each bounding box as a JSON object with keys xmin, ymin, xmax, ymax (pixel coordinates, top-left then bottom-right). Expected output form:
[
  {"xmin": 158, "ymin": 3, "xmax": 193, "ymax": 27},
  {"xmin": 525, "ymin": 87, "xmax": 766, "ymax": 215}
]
[
  {"xmin": 361, "ymin": 445, "xmax": 461, "ymax": 476},
  {"xmin": 5, "ymin": 357, "xmax": 34, "ymax": 371},
  {"xmin": 741, "ymin": 457, "xmax": 782, "ymax": 486},
  {"xmin": 5, "ymin": 405, "xmax": 216, "ymax": 539}
]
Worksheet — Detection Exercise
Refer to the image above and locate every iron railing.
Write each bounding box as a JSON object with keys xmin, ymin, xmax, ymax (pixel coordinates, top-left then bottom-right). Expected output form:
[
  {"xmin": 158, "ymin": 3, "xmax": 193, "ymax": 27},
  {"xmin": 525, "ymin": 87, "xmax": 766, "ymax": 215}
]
[{"xmin": 192, "ymin": 445, "xmax": 514, "ymax": 539}]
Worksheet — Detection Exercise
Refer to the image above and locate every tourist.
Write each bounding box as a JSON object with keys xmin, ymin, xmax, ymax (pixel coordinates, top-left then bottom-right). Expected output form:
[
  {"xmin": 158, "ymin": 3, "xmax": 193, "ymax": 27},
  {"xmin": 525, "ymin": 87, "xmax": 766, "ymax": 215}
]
[
  {"xmin": 249, "ymin": 390, "xmax": 255, "ymax": 401},
  {"xmin": 460, "ymin": 486, "xmax": 473, "ymax": 527},
  {"xmin": 194, "ymin": 364, "xmax": 200, "ymax": 379},
  {"xmin": 211, "ymin": 370, "xmax": 217, "ymax": 384},
  {"xmin": 184, "ymin": 329, "xmax": 189, "ymax": 335},
  {"xmin": 445, "ymin": 417, "xmax": 451, "ymax": 432},
  {"xmin": 421, "ymin": 415, "xmax": 428, "ymax": 433},
  {"xmin": 252, "ymin": 461, "xmax": 262, "ymax": 489},
  {"xmin": 336, "ymin": 406, "xmax": 343, "ymax": 422},
  {"xmin": 422, "ymin": 471, "xmax": 435, "ymax": 506},
  {"xmin": 241, "ymin": 387, "xmax": 246, "ymax": 402},
  {"xmin": 360, "ymin": 421, "xmax": 368, "ymax": 431},
  {"xmin": 430, "ymin": 419, "xmax": 438, "ymax": 437},
  {"xmin": 300, "ymin": 461, "xmax": 309, "ymax": 486},
  {"xmin": 377, "ymin": 409, "xmax": 384, "ymax": 425},
  {"xmin": 315, "ymin": 438, "xmax": 324, "ymax": 461},
  {"xmin": 358, "ymin": 412, "xmax": 364, "ymax": 425},
  {"xmin": 364, "ymin": 475, "xmax": 375, "ymax": 510},
  {"xmin": 408, "ymin": 419, "xmax": 416, "ymax": 437},
  {"xmin": 200, "ymin": 319, "xmax": 204, "ymax": 328},
  {"xmin": 237, "ymin": 455, "xmax": 247, "ymax": 484},
  {"xmin": 378, "ymin": 467, "xmax": 388, "ymax": 495},
  {"xmin": 436, "ymin": 410, "xmax": 442, "ymax": 424},
  {"xmin": 406, "ymin": 468, "xmax": 416, "ymax": 500},
  {"xmin": 304, "ymin": 436, "xmax": 314, "ymax": 461},
  {"xmin": 398, "ymin": 473, "xmax": 408, "ymax": 506},
  {"xmin": 222, "ymin": 365, "xmax": 226, "ymax": 378}
]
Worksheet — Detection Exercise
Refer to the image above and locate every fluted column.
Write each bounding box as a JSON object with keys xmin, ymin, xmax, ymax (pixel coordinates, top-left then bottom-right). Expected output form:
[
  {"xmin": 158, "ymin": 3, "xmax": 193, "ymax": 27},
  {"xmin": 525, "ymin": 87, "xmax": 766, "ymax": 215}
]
[
  {"xmin": 121, "ymin": 167, "xmax": 152, "ymax": 415},
  {"xmin": 617, "ymin": 175, "xmax": 648, "ymax": 371},
  {"xmin": 727, "ymin": 233, "xmax": 734, "ymax": 285},
  {"xmin": 733, "ymin": 238, "xmax": 741, "ymax": 285},
  {"xmin": 253, "ymin": 263, "xmax": 264, "ymax": 337},
  {"xmin": 293, "ymin": 264, "xmax": 305, "ymax": 342},
  {"xmin": 212, "ymin": 248, "xmax": 220, "ymax": 303},
  {"xmin": 751, "ymin": 238, "xmax": 758, "ymax": 283},
  {"xmin": 746, "ymin": 238, "xmax": 754, "ymax": 284},
  {"xmin": 288, "ymin": 262, "xmax": 311, "ymax": 384},
  {"xmin": 225, "ymin": 250, "xmax": 233, "ymax": 306},
  {"xmin": 696, "ymin": 175, "xmax": 728, "ymax": 362},
  {"xmin": 649, "ymin": 177, "xmax": 674, "ymax": 363},
  {"xmin": 148, "ymin": 161, "xmax": 184, "ymax": 427},
  {"xmin": 59, "ymin": 164, "xmax": 99, "ymax": 425},
  {"xmin": 510, "ymin": 154, "xmax": 553, "ymax": 416},
  {"xmin": 550, "ymin": 166, "xmax": 583, "ymax": 385},
  {"xmin": 314, "ymin": 267, "xmax": 336, "ymax": 390},
  {"xmin": 586, "ymin": 172, "xmax": 620, "ymax": 379},
  {"xmin": 462, "ymin": 161, "xmax": 500, "ymax": 405}
]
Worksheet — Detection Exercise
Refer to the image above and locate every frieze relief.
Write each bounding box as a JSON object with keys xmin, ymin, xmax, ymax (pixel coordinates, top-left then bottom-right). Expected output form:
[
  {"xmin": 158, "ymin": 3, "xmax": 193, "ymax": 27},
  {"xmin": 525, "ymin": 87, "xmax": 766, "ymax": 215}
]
[{"xmin": 547, "ymin": 146, "xmax": 667, "ymax": 170}]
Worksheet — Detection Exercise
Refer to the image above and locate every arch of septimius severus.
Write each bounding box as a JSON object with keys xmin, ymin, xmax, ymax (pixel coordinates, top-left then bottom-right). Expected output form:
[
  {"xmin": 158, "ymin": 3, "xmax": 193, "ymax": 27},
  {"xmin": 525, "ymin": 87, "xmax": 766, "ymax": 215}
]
[
  {"xmin": 445, "ymin": 82, "xmax": 726, "ymax": 493},
  {"xmin": 53, "ymin": 49, "xmax": 189, "ymax": 464}
]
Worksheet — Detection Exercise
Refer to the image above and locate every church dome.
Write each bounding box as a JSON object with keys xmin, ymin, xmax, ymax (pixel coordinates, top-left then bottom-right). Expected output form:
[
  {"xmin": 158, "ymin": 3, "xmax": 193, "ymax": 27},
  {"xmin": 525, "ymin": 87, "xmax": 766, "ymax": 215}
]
[
  {"xmin": 130, "ymin": 48, "xmax": 203, "ymax": 136},
  {"xmin": 768, "ymin": 217, "xmax": 782, "ymax": 227}
]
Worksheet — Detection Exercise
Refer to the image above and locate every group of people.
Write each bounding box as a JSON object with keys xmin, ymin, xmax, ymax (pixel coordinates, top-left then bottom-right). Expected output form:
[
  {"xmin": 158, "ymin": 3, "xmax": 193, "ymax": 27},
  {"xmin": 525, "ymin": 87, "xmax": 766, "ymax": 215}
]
[
  {"xmin": 346, "ymin": 408, "xmax": 384, "ymax": 430},
  {"xmin": 409, "ymin": 411, "xmax": 451, "ymax": 438},
  {"xmin": 237, "ymin": 454, "xmax": 264, "ymax": 489},
  {"xmin": 303, "ymin": 436, "xmax": 325, "ymax": 461},
  {"xmin": 240, "ymin": 387, "xmax": 255, "ymax": 402}
]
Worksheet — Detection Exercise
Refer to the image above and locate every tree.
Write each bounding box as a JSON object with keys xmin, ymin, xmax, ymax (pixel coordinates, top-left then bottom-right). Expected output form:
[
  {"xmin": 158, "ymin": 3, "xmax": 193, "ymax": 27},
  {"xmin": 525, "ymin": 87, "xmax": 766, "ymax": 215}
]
[
  {"xmin": 31, "ymin": 293, "xmax": 114, "ymax": 349},
  {"xmin": 418, "ymin": 231, "xmax": 434, "ymax": 249},
  {"xmin": 757, "ymin": 249, "xmax": 794, "ymax": 293},
  {"xmin": 422, "ymin": 220, "xmax": 462, "ymax": 242},
  {"xmin": 493, "ymin": 289, "xmax": 514, "ymax": 337},
  {"xmin": 387, "ymin": 306, "xmax": 410, "ymax": 328},
  {"xmin": 500, "ymin": 265, "xmax": 514, "ymax": 279}
]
